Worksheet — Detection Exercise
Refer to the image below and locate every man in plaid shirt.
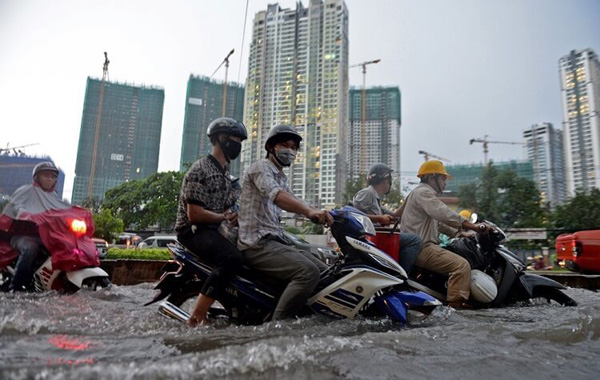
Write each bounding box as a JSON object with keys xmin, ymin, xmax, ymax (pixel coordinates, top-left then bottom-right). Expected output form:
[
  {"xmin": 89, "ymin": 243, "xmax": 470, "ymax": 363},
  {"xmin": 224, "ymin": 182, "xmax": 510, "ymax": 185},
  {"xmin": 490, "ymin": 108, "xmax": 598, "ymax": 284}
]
[{"xmin": 238, "ymin": 125, "xmax": 332, "ymax": 320}]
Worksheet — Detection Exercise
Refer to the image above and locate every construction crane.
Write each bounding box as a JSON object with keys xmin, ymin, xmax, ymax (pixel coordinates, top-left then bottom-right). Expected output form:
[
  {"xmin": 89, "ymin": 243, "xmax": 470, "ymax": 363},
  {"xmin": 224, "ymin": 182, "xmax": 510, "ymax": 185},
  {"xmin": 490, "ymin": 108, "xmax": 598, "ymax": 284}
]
[
  {"xmin": 469, "ymin": 135, "xmax": 524, "ymax": 165},
  {"xmin": 0, "ymin": 143, "xmax": 39, "ymax": 155},
  {"xmin": 418, "ymin": 150, "xmax": 451, "ymax": 162},
  {"xmin": 350, "ymin": 59, "xmax": 381, "ymax": 174},
  {"xmin": 209, "ymin": 48, "xmax": 235, "ymax": 117},
  {"xmin": 88, "ymin": 52, "xmax": 109, "ymax": 201}
]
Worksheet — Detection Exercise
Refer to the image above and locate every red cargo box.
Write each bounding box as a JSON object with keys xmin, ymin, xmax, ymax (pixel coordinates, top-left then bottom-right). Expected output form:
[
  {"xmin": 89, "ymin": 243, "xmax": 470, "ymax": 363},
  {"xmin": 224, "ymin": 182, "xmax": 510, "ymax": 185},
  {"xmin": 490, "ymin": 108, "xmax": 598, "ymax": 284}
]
[{"xmin": 367, "ymin": 229, "xmax": 400, "ymax": 261}]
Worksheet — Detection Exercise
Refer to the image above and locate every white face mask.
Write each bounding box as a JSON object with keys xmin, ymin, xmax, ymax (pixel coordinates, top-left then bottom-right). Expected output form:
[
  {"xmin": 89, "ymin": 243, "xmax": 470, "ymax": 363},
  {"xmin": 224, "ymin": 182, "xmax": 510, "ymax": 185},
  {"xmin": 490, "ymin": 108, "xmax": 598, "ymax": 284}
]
[{"xmin": 274, "ymin": 147, "xmax": 297, "ymax": 166}]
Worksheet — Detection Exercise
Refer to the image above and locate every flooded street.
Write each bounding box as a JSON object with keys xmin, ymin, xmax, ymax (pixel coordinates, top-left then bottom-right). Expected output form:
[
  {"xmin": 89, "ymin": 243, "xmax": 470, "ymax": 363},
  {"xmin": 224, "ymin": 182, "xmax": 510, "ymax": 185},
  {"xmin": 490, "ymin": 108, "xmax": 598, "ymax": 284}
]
[{"xmin": 1, "ymin": 284, "xmax": 598, "ymax": 379}]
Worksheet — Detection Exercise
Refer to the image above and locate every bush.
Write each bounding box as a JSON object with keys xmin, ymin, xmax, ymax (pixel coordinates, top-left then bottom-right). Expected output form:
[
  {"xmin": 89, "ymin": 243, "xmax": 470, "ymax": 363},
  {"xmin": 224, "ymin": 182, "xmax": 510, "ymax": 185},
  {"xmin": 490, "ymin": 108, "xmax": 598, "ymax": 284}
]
[{"xmin": 106, "ymin": 247, "xmax": 170, "ymax": 261}]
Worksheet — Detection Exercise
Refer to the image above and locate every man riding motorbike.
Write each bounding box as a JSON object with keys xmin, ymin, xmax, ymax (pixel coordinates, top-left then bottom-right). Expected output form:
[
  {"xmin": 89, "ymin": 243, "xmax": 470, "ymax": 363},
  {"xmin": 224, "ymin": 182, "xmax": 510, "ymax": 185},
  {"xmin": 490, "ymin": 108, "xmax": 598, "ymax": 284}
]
[
  {"xmin": 237, "ymin": 125, "xmax": 332, "ymax": 321},
  {"xmin": 352, "ymin": 163, "xmax": 422, "ymax": 274},
  {"xmin": 174, "ymin": 117, "xmax": 248, "ymax": 327},
  {"xmin": 2, "ymin": 162, "xmax": 66, "ymax": 291},
  {"xmin": 396, "ymin": 160, "xmax": 490, "ymax": 309}
]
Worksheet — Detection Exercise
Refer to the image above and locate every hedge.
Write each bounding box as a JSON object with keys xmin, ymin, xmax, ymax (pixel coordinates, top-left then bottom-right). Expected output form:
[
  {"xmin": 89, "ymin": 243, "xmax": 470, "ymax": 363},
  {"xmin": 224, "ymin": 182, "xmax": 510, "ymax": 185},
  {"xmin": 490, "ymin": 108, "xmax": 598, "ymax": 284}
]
[{"xmin": 106, "ymin": 247, "xmax": 171, "ymax": 261}]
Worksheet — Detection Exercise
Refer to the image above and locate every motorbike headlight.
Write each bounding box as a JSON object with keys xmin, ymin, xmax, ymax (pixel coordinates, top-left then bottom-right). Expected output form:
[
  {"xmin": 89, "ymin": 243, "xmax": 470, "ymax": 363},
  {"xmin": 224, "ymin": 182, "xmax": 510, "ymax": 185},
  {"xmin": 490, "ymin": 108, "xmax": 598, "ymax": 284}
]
[{"xmin": 350, "ymin": 212, "xmax": 376, "ymax": 236}]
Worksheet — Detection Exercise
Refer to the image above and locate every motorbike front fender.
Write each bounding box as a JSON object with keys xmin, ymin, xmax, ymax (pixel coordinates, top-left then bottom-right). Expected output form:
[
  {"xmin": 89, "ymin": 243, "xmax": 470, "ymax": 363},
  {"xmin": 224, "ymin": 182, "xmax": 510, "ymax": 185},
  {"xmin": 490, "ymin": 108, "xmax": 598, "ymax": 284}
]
[
  {"xmin": 374, "ymin": 290, "xmax": 441, "ymax": 324},
  {"xmin": 519, "ymin": 272, "xmax": 566, "ymax": 297},
  {"xmin": 66, "ymin": 267, "xmax": 109, "ymax": 288}
]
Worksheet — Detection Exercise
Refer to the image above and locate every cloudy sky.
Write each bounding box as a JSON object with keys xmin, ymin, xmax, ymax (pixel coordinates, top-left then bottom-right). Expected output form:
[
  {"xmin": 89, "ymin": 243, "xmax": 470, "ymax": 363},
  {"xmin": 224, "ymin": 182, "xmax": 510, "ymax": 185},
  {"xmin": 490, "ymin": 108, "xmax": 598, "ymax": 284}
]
[{"xmin": 1, "ymin": 0, "xmax": 599, "ymax": 200}]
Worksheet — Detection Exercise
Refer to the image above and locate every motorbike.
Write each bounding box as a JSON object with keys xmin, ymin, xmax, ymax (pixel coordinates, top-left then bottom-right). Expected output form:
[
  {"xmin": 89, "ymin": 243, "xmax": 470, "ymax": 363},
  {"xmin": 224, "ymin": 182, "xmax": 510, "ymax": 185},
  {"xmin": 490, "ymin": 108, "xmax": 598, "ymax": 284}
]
[
  {"xmin": 369, "ymin": 215, "xmax": 577, "ymax": 308},
  {"xmin": 0, "ymin": 209, "xmax": 111, "ymax": 292},
  {"xmin": 146, "ymin": 206, "xmax": 441, "ymax": 325}
]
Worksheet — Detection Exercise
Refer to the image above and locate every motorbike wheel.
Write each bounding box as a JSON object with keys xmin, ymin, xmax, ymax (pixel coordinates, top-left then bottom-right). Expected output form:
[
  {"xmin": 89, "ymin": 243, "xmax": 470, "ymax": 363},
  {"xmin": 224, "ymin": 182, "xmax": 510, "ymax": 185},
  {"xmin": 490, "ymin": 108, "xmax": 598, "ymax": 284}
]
[
  {"xmin": 81, "ymin": 277, "xmax": 112, "ymax": 291},
  {"xmin": 167, "ymin": 290, "xmax": 231, "ymax": 320},
  {"xmin": 533, "ymin": 287, "xmax": 577, "ymax": 307}
]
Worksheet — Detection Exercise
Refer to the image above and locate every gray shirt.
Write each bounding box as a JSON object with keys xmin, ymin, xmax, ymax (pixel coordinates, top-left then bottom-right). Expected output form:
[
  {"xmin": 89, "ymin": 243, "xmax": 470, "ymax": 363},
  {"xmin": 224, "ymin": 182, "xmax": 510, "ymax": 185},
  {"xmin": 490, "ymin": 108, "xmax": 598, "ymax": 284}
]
[
  {"xmin": 237, "ymin": 159, "xmax": 297, "ymax": 250},
  {"xmin": 397, "ymin": 183, "xmax": 465, "ymax": 246},
  {"xmin": 352, "ymin": 185, "xmax": 393, "ymax": 216}
]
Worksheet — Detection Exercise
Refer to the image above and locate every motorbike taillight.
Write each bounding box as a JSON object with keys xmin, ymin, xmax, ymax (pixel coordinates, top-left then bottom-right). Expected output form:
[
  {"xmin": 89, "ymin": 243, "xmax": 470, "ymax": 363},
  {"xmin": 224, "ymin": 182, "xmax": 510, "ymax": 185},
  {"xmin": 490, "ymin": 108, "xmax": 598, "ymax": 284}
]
[{"xmin": 69, "ymin": 219, "xmax": 87, "ymax": 235}]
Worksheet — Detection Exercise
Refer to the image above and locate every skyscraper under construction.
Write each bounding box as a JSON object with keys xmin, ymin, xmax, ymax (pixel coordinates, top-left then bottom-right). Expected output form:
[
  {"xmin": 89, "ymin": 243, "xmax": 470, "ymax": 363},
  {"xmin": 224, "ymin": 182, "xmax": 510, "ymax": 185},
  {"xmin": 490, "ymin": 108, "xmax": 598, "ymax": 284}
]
[{"xmin": 71, "ymin": 77, "xmax": 164, "ymax": 205}]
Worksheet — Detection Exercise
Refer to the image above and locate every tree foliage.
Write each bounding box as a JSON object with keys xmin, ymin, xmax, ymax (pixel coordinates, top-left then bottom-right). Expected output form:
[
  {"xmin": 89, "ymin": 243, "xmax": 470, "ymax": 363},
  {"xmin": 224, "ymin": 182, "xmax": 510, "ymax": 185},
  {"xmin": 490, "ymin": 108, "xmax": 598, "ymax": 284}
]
[
  {"xmin": 552, "ymin": 188, "xmax": 600, "ymax": 233},
  {"xmin": 382, "ymin": 179, "xmax": 403, "ymax": 210},
  {"xmin": 93, "ymin": 208, "xmax": 124, "ymax": 242},
  {"xmin": 102, "ymin": 171, "xmax": 184, "ymax": 231},
  {"xmin": 342, "ymin": 176, "xmax": 366, "ymax": 205}
]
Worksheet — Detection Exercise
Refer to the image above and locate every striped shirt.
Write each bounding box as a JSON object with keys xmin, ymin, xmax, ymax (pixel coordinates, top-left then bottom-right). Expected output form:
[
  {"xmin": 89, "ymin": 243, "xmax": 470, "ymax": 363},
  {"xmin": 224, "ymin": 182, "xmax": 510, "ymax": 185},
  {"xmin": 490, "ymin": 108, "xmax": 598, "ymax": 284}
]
[{"xmin": 237, "ymin": 159, "xmax": 294, "ymax": 250}]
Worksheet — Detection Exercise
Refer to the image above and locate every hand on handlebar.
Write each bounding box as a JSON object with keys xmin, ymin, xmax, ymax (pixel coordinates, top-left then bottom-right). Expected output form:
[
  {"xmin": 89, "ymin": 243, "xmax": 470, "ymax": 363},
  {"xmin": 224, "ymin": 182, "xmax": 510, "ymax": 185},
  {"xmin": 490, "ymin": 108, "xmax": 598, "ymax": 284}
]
[
  {"xmin": 308, "ymin": 209, "xmax": 333, "ymax": 227},
  {"xmin": 379, "ymin": 214, "xmax": 396, "ymax": 226}
]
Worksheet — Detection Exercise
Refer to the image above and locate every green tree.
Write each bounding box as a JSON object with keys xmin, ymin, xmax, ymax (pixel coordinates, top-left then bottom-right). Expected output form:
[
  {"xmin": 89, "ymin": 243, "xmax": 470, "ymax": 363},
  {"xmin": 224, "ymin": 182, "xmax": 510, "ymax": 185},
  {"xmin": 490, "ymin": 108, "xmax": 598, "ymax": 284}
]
[
  {"xmin": 382, "ymin": 179, "xmax": 403, "ymax": 209},
  {"xmin": 552, "ymin": 188, "xmax": 600, "ymax": 233},
  {"xmin": 93, "ymin": 208, "xmax": 124, "ymax": 242},
  {"xmin": 103, "ymin": 171, "xmax": 184, "ymax": 231},
  {"xmin": 342, "ymin": 176, "xmax": 366, "ymax": 205}
]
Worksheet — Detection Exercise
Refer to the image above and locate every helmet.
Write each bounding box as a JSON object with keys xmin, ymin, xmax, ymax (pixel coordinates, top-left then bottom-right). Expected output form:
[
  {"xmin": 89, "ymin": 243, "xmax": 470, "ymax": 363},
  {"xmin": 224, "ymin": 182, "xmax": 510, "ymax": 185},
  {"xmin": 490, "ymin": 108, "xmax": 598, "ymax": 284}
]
[
  {"xmin": 264, "ymin": 125, "xmax": 302, "ymax": 151},
  {"xmin": 367, "ymin": 163, "xmax": 393, "ymax": 185},
  {"xmin": 206, "ymin": 117, "xmax": 248, "ymax": 141},
  {"xmin": 417, "ymin": 160, "xmax": 452, "ymax": 179},
  {"xmin": 32, "ymin": 161, "xmax": 59, "ymax": 178},
  {"xmin": 470, "ymin": 270, "xmax": 498, "ymax": 303},
  {"xmin": 458, "ymin": 210, "xmax": 472, "ymax": 220}
]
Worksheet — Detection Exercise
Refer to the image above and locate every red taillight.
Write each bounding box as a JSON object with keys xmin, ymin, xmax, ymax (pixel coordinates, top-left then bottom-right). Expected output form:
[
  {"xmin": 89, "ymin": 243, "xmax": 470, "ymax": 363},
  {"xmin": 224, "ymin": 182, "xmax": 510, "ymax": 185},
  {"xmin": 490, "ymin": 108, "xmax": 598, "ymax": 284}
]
[{"xmin": 70, "ymin": 219, "xmax": 87, "ymax": 235}]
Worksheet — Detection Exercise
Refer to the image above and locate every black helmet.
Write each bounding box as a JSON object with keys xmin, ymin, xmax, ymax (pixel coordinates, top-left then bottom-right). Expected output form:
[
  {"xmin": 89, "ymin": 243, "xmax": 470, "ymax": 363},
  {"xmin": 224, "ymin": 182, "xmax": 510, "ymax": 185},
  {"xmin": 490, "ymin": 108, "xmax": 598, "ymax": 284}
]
[
  {"xmin": 264, "ymin": 125, "xmax": 302, "ymax": 151},
  {"xmin": 367, "ymin": 163, "xmax": 393, "ymax": 185},
  {"xmin": 32, "ymin": 161, "xmax": 59, "ymax": 178},
  {"xmin": 207, "ymin": 117, "xmax": 248, "ymax": 141}
]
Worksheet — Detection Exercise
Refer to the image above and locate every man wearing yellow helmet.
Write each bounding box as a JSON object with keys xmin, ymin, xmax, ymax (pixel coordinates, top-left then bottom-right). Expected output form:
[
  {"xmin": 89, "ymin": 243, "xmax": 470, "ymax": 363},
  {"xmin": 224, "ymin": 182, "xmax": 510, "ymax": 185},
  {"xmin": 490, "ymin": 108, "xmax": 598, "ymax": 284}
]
[{"xmin": 397, "ymin": 160, "xmax": 490, "ymax": 308}]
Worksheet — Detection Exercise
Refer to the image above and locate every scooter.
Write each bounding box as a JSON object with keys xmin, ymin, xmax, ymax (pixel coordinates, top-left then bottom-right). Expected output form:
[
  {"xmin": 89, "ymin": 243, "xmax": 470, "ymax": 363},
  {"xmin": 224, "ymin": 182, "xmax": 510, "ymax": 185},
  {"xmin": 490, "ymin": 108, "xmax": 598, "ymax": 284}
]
[
  {"xmin": 368, "ymin": 215, "xmax": 577, "ymax": 307},
  {"xmin": 146, "ymin": 206, "xmax": 441, "ymax": 325},
  {"xmin": 0, "ymin": 212, "xmax": 111, "ymax": 292}
]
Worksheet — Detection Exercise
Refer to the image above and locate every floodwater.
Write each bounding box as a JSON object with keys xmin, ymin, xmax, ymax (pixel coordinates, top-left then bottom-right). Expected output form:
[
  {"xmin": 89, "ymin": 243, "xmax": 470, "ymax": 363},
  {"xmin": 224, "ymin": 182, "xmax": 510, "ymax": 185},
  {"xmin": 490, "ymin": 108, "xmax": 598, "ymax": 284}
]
[{"xmin": 1, "ymin": 284, "xmax": 598, "ymax": 380}]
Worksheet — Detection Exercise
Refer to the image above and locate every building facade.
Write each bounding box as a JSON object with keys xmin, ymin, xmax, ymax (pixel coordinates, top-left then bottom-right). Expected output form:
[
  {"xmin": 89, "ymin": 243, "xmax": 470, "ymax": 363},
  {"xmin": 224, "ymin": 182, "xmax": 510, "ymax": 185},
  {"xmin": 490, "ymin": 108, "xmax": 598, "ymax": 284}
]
[
  {"xmin": 348, "ymin": 87, "xmax": 402, "ymax": 182},
  {"xmin": 0, "ymin": 155, "xmax": 65, "ymax": 199},
  {"xmin": 445, "ymin": 160, "xmax": 534, "ymax": 194},
  {"xmin": 523, "ymin": 123, "xmax": 567, "ymax": 206},
  {"xmin": 242, "ymin": 0, "xmax": 349, "ymax": 207},
  {"xmin": 559, "ymin": 48, "xmax": 600, "ymax": 195},
  {"xmin": 72, "ymin": 77, "xmax": 164, "ymax": 205},
  {"xmin": 180, "ymin": 75, "xmax": 245, "ymax": 177}
]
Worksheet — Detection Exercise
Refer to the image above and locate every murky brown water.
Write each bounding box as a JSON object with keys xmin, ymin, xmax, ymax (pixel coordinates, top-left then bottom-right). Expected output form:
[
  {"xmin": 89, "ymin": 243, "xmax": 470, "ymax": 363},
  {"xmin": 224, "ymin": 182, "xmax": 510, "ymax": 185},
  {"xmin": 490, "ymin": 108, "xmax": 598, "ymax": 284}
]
[{"xmin": 0, "ymin": 284, "xmax": 598, "ymax": 379}]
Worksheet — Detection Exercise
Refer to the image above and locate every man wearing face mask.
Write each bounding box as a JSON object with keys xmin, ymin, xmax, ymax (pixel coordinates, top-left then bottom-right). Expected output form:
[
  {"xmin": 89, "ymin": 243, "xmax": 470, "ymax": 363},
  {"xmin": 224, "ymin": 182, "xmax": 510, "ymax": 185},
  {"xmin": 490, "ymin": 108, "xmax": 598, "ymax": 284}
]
[
  {"xmin": 174, "ymin": 117, "xmax": 247, "ymax": 326},
  {"xmin": 238, "ymin": 125, "xmax": 333, "ymax": 321},
  {"xmin": 352, "ymin": 163, "xmax": 422, "ymax": 275},
  {"xmin": 397, "ymin": 160, "xmax": 490, "ymax": 309}
]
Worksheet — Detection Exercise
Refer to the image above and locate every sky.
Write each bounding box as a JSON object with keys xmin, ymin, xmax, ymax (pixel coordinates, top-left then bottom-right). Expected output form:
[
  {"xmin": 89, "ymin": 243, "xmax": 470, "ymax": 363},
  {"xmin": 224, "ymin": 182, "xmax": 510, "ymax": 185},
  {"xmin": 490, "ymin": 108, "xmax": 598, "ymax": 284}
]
[{"xmin": 1, "ymin": 0, "xmax": 599, "ymax": 201}]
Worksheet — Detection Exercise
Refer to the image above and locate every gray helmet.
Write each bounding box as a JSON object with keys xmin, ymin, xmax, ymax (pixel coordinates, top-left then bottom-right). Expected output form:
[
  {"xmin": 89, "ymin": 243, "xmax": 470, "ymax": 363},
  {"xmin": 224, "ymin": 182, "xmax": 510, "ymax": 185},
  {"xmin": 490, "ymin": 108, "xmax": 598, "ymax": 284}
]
[
  {"xmin": 367, "ymin": 163, "xmax": 393, "ymax": 185},
  {"xmin": 207, "ymin": 117, "xmax": 248, "ymax": 141},
  {"xmin": 264, "ymin": 125, "xmax": 302, "ymax": 151},
  {"xmin": 32, "ymin": 161, "xmax": 59, "ymax": 178}
]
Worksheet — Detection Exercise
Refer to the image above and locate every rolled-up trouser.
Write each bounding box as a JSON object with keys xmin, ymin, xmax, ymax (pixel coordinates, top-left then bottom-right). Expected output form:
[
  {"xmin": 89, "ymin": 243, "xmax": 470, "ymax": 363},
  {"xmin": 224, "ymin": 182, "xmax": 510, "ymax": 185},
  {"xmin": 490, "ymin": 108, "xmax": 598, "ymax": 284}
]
[
  {"xmin": 10, "ymin": 235, "xmax": 43, "ymax": 291},
  {"xmin": 415, "ymin": 243, "xmax": 471, "ymax": 302},
  {"xmin": 243, "ymin": 237, "xmax": 328, "ymax": 320},
  {"xmin": 398, "ymin": 233, "xmax": 421, "ymax": 275},
  {"xmin": 177, "ymin": 227, "xmax": 243, "ymax": 299}
]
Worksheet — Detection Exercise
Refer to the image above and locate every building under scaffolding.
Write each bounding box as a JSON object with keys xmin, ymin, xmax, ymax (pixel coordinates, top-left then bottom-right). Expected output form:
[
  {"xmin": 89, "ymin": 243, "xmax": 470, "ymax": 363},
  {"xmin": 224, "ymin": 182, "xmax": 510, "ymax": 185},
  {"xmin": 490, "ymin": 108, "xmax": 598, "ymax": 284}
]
[{"xmin": 0, "ymin": 155, "xmax": 65, "ymax": 199}]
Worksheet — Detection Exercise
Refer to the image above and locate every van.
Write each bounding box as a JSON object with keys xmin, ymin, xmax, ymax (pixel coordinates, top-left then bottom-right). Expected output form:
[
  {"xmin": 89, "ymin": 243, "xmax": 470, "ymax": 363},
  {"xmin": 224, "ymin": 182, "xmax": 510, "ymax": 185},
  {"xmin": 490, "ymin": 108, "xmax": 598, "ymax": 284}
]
[
  {"xmin": 138, "ymin": 235, "xmax": 178, "ymax": 249},
  {"xmin": 555, "ymin": 230, "xmax": 600, "ymax": 273}
]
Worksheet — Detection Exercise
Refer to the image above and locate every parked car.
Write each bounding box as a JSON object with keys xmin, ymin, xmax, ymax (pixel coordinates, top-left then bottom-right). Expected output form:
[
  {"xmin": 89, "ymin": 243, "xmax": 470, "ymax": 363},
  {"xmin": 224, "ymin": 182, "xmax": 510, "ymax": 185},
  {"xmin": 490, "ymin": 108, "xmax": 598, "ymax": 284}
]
[
  {"xmin": 138, "ymin": 235, "xmax": 179, "ymax": 249},
  {"xmin": 114, "ymin": 233, "xmax": 142, "ymax": 249},
  {"xmin": 92, "ymin": 237, "xmax": 109, "ymax": 259},
  {"xmin": 555, "ymin": 229, "xmax": 600, "ymax": 273},
  {"xmin": 284, "ymin": 232, "xmax": 339, "ymax": 265}
]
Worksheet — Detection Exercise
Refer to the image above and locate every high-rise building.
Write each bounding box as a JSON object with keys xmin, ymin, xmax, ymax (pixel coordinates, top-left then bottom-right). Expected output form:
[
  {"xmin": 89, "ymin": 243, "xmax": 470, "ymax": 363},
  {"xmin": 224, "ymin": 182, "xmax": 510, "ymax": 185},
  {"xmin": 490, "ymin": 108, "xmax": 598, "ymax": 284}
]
[
  {"xmin": 445, "ymin": 160, "xmax": 534, "ymax": 194},
  {"xmin": 559, "ymin": 48, "xmax": 600, "ymax": 195},
  {"xmin": 242, "ymin": 0, "xmax": 349, "ymax": 207},
  {"xmin": 523, "ymin": 123, "xmax": 567, "ymax": 206},
  {"xmin": 348, "ymin": 86, "xmax": 402, "ymax": 182},
  {"xmin": 180, "ymin": 75, "xmax": 245, "ymax": 177},
  {"xmin": 72, "ymin": 77, "xmax": 164, "ymax": 205},
  {"xmin": 0, "ymin": 155, "xmax": 65, "ymax": 199}
]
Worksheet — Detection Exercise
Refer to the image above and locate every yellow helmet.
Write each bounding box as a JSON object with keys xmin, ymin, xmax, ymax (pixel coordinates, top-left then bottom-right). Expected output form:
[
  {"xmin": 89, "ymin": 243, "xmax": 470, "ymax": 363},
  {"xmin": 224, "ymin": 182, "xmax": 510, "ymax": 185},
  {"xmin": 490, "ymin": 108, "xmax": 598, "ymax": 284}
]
[
  {"xmin": 459, "ymin": 210, "xmax": 472, "ymax": 219},
  {"xmin": 417, "ymin": 160, "xmax": 452, "ymax": 179}
]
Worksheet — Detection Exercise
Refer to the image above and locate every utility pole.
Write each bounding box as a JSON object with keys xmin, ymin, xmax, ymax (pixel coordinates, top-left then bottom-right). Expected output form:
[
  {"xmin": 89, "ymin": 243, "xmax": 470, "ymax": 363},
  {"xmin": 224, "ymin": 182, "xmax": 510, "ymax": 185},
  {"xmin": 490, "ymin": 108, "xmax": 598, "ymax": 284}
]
[
  {"xmin": 88, "ymin": 52, "xmax": 109, "ymax": 201},
  {"xmin": 469, "ymin": 135, "xmax": 524, "ymax": 165},
  {"xmin": 350, "ymin": 59, "xmax": 380, "ymax": 174}
]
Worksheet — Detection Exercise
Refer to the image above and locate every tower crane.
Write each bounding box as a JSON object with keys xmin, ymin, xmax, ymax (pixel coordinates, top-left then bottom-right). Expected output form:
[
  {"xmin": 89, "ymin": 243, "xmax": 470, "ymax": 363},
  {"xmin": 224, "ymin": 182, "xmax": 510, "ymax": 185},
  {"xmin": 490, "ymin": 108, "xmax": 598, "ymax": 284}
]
[
  {"xmin": 88, "ymin": 52, "xmax": 109, "ymax": 200},
  {"xmin": 350, "ymin": 59, "xmax": 381, "ymax": 174},
  {"xmin": 418, "ymin": 150, "xmax": 451, "ymax": 162},
  {"xmin": 469, "ymin": 135, "xmax": 524, "ymax": 165},
  {"xmin": 0, "ymin": 143, "xmax": 39, "ymax": 155}
]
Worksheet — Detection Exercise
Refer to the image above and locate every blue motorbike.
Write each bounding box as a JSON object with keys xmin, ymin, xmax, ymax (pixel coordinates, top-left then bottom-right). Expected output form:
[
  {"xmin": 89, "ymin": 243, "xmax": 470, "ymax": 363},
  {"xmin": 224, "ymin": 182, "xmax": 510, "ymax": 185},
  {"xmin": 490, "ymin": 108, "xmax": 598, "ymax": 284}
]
[{"xmin": 146, "ymin": 206, "xmax": 440, "ymax": 325}]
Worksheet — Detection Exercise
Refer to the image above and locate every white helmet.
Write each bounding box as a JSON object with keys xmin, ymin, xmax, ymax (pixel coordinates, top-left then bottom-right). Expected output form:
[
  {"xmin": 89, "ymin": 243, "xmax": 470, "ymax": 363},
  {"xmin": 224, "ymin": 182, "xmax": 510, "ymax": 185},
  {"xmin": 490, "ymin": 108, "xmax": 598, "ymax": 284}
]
[{"xmin": 470, "ymin": 270, "xmax": 498, "ymax": 303}]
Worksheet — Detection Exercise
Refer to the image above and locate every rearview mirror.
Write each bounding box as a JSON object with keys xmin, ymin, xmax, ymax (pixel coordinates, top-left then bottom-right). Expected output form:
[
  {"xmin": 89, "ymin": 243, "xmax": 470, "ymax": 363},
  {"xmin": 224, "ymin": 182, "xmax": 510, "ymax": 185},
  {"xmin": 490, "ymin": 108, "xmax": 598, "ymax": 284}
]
[{"xmin": 469, "ymin": 213, "xmax": 478, "ymax": 224}]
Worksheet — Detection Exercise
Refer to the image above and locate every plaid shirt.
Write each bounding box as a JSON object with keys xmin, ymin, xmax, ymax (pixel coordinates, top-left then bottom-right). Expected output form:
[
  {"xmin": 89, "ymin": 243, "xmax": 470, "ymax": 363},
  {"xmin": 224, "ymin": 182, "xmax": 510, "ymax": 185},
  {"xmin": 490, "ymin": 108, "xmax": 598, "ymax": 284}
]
[
  {"xmin": 174, "ymin": 155, "xmax": 234, "ymax": 231},
  {"xmin": 237, "ymin": 159, "xmax": 295, "ymax": 250}
]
